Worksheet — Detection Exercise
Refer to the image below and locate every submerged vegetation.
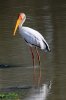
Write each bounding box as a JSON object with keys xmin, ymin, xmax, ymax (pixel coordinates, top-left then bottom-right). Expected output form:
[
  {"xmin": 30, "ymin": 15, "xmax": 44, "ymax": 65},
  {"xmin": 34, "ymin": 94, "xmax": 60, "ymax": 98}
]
[
  {"xmin": 0, "ymin": 92, "xmax": 19, "ymax": 100},
  {"xmin": 0, "ymin": 86, "xmax": 31, "ymax": 100},
  {"xmin": 0, "ymin": 88, "xmax": 29, "ymax": 100}
]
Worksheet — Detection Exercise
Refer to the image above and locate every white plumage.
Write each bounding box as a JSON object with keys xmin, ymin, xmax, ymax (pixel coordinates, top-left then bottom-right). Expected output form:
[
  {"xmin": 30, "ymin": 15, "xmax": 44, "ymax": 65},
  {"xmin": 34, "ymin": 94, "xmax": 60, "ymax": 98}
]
[{"xmin": 19, "ymin": 26, "xmax": 46, "ymax": 50}]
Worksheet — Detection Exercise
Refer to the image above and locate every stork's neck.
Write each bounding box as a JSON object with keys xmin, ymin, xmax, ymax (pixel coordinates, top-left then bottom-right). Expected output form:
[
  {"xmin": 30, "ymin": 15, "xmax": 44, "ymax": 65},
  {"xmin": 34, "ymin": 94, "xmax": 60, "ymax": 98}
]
[{"xmin": 20, "ymin": 16, "xmax": 26, "ymax": 27}]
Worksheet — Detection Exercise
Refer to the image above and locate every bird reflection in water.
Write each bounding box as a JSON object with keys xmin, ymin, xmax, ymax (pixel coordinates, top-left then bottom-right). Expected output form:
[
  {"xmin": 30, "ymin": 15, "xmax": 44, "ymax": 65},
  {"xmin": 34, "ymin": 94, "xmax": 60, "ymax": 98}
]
[{"xmin": 24, "ymin": 81, "xmax": 52, "ymax": 100}]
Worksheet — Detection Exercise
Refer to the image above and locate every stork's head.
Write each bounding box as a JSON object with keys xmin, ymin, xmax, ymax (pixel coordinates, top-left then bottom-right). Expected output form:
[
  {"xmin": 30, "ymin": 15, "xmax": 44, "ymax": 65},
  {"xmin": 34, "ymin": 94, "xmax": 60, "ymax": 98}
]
[{"xmin": 13, "ymin": 13, "xmax": 26, "ymax": 36}]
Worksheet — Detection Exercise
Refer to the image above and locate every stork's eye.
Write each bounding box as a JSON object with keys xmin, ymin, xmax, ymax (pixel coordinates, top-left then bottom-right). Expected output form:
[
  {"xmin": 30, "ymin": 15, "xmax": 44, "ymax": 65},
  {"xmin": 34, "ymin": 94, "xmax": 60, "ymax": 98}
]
[{"xmin": 18, "ymin": 16, "xmax": 22, "ymax": 21}]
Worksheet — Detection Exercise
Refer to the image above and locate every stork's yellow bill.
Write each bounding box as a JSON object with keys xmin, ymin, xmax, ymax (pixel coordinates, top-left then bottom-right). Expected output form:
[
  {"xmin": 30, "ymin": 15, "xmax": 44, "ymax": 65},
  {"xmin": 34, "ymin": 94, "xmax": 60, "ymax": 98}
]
[{"xmin": 13, "ymin": 16, "xmax": 22, "ymax": 36}]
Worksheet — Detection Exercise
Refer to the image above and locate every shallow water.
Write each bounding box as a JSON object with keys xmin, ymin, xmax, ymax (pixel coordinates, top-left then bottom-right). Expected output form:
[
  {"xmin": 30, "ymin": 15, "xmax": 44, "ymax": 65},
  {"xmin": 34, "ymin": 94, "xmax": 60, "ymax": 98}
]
[{"xmin": 0, "ymin": 0, "xmax": 66, "ymax": 100}]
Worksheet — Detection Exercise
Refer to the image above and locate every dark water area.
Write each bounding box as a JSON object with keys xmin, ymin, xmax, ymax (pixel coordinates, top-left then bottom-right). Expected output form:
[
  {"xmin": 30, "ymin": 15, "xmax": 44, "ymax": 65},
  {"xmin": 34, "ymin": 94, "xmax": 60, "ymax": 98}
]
[{"xmin": 0, "ymin": 0, "xmax": 66, "ymax": 100}]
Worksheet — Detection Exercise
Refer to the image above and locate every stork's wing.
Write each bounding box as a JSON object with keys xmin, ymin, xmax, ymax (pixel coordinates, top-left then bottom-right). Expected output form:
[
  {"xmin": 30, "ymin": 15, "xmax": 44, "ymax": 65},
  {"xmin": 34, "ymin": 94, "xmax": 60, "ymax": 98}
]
[
  {"xmin": 19, "ymin": 26, "xmax": 49, "ymax": 50},
  {"xmin": 22, "ymin": 27, "xmax": 45, "ymax": 41},
  {"xmin": 21, "ymin": 28, "xmax": 41, "ymax": 47}
]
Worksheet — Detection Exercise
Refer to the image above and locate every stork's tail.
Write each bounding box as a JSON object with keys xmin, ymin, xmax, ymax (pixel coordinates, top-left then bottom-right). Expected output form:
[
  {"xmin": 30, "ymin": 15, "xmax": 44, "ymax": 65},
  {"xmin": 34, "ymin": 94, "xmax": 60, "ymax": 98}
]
[{"xmin": 43, "ymin": 40, "xmax": 51, "ymax": 52}]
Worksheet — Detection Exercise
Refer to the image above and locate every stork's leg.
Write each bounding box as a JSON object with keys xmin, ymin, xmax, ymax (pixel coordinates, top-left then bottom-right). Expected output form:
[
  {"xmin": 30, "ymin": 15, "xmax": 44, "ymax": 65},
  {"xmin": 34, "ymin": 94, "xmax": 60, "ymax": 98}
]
[
  {"xmin": 29, "ymin": 46, "xmax": 36, "ymax": 85},
  {"xmin": 35, "ymin": 47, "xmax": 41, "ymax": 86},
  {"xmin": 35, "ymin": 47, "xmax": 40, "ymax": 66}
]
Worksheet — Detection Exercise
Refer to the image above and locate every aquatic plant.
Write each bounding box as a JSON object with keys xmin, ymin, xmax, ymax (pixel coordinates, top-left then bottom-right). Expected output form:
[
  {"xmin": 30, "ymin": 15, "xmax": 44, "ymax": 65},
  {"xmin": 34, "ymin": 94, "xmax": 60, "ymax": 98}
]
[{"xmin": 0, "ymin": 92, "xmax": 19, "ymax": 100}]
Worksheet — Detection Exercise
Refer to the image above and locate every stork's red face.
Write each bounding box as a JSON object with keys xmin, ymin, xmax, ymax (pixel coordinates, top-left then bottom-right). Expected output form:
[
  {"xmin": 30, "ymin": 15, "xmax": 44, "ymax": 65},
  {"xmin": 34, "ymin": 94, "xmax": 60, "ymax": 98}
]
[{"xmin": 13, "ymin": 13, "xmax": 25, "ymax": 36}]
